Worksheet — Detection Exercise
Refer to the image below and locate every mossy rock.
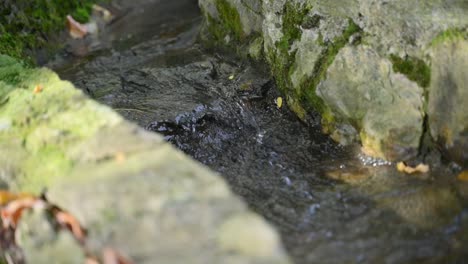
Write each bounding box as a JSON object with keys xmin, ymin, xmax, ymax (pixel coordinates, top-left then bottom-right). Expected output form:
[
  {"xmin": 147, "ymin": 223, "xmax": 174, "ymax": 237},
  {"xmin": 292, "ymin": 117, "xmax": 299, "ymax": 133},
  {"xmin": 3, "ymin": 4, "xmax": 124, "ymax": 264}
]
[{"xmin": 0, "ymin": 0, "xmax": 100, "ymax": 62}]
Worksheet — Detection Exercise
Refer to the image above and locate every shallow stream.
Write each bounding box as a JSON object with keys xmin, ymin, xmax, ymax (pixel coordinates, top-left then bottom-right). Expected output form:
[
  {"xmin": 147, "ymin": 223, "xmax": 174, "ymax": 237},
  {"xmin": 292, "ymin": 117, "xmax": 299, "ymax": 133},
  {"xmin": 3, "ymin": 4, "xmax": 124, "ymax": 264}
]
[{"xmin": 47, "ymin": 0, "xmax": 468, "ymax": 263}]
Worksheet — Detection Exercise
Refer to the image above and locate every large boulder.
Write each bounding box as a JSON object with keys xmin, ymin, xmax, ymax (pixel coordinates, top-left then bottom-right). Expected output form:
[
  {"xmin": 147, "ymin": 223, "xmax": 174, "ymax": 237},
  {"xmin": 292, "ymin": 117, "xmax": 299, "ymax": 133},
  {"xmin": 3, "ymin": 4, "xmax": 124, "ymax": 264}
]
[
  {"xmin": 199, "ymin": 0, "xmax": 468, "ymax": 164},
  {"xmin": 0, "ymin": 55, "xmax": 290, "ymax": 263}
]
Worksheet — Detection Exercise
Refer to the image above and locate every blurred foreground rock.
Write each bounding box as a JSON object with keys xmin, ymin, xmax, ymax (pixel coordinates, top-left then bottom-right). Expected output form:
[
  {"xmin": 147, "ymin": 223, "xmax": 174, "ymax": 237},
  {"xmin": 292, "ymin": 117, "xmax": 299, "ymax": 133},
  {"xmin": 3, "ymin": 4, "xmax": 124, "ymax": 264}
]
[{"xmin": 0, "ymin": 55, "xmax": 290, "ymax": 263}]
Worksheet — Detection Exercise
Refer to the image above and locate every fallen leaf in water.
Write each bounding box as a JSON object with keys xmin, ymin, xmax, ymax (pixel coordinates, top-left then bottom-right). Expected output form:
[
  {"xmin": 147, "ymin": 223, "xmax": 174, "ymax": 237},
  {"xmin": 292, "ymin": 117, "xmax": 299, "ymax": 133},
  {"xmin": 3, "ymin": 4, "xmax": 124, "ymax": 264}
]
[
  {"xmin": 33, "ymin": 85, "xmax": 43, "ymax": 94},
  {"xmin": 276, "ymin": 97, "xmax": 283, "ymax": 109},
  {"xmin": 228, "ymin": 75, "xmax": 234, "ymax": 80},
  {"xmin": 67, "ymin": 15, "xmax": 89, "ymax": 39},
  {"xmin": 458, "ymin": 170, "xmax": 468, "ymax": 181},
  {"xmin": 397, "ymin": 162, "xmax": 429, "ymax": 174}
]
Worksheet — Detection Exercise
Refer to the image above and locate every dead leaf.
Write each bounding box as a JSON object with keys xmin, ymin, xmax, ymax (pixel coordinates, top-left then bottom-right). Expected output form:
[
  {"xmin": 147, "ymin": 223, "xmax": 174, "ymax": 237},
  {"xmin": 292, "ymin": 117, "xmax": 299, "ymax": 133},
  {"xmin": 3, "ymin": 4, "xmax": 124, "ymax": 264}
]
[
  {"xmin": 33, "ymin": 85, "xmax": 43, "ymax": 94},
  {"xmin": 54, "ymin": 210, "xmax": 87, "ymax": 244},
  {"xmin": 458, "ymin": 170, "xmax": 468, "ymax": 181},
  {"xmin": 0, "ymin": 191, "xmax": 34, "ymax": 206},
  {"xmin": 1, "ymin": 197, "xmax": 41, "ymax": 228},
  {"xmin": 114, "ymin": 152, "xmax": 126, "ymax": 163},
  {"xmin": 103, "ymin": 248, "xmax": 134, "ymax": 264},
  {"xmin": 67, "ymin": 15, "xmax": 89, "ymax": 39},
  {"xmin": 0, "ymin": 192, "xmax": 133, "ymax": 264},
  {"xmin": 397, "ymin": 162, "xmax": 429, "ymax": 174},
  {"xmin": 92, "ymin": 4, "xmax": 113, "ymax": 23},
  {"xmin": 85, "ymin": 257, "xmax": 101, "ymax": 264}
]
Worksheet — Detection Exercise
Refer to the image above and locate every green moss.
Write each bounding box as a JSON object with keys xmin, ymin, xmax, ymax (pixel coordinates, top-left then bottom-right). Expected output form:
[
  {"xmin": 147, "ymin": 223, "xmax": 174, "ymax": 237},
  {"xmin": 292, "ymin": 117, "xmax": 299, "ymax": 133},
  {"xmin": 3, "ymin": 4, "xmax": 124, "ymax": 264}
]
[
  {"xmin": 0, "ymin": 0, "xmax": 99, "ymax": 62},
  {"xmin": 269, "ymin": 2, "xmax": 311, "ymax": 116},
  {"xmin": 0, "ymin": 55, "xmax": 122, "ymax": 192},
  {"xmin": 390, "ymin": 55, "xmax": 431, "ymax": 88},
  {"xmin": 20, "ymin": 145, "xmax": 73, "ymax": 193},
  {"xmin": 269, "ymin": 2, "xmax": 361, "ymax": 123},
  {"xmin": 214, "ymin": 0, "xmax": 244, "ymax": 41},
  {"xmin": 302, "ymin": 20, "xmax": 361, "ymax": 115},
  {"xmin": 431, "ymin": 28, "xmax": 468, "ymax": 46},
  {"xmin": 205, "ymin": 0, "xmax": 244, "ymax": 43}
]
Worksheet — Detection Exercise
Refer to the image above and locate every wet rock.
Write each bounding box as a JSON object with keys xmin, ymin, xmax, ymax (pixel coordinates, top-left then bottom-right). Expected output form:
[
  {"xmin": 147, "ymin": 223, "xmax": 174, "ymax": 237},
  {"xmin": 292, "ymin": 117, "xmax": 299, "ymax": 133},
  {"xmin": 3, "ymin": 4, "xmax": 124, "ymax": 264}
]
[
  {"xmin": 428, "ymin": 32, "xmax": 468, "ymax": 167},
  {"xmin": 200, "ymin": 0, "xmax": 468, "ymax": 162},
  {"xmin": 317, "ymin": 45, "xmax": 424, "ymax": 161}
]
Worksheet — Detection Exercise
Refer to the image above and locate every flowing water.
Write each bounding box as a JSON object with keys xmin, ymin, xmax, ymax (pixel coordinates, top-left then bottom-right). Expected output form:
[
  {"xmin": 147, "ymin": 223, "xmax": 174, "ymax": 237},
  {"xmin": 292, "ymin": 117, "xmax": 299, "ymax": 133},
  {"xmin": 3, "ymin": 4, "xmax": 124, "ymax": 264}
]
[{"xmin": 47, "ymin": 0, "xmax": 468, "ymax": 263}]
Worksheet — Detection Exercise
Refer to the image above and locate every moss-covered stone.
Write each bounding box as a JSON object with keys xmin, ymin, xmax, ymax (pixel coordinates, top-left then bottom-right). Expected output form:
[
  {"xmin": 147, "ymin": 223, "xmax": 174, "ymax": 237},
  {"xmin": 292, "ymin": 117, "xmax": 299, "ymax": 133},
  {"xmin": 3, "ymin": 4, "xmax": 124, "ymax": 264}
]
[
  {"xmin": 0, "ymin": 0, "xmax": 99, "ymax": 62},
  {"xmin": 214, "ymin": 0, "xmax": 244, "ymax": 41},
  {"xmin": 200, "ymin": 0, "xmax": 468, "ymax": 163},
  {"xmin": 0, "ymin": 55, "xmax": 122, "ymax": 191},
  {"xmin": 204, "ymin": 0, "xmax": 245, "ymax": 44},
  {"xmin": 267, "ymin": 2, "xmax": 311, "ymax": 118},
  {"xmin": 301, "ymin": 20, "xmax": 361, "ymax": 119},
  {"xmin": 390, "ymin": 55, "xmax": 431, "ymax": 88},
  {"xmin": 431, "ymin": 28, "xmax": 468, "ymax": 47}
]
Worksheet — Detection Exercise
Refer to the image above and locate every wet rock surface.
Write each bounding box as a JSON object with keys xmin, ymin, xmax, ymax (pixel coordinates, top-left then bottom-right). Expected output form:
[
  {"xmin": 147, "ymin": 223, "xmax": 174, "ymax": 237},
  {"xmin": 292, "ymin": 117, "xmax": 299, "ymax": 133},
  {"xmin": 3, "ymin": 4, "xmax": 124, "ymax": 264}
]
[
  {"xmin": 199, "ymin": 0, "xmax": 468, "ymax": 164},
  {"xmin": 44, "ymin": 0, "xmax": 468, "ymax": 263}
]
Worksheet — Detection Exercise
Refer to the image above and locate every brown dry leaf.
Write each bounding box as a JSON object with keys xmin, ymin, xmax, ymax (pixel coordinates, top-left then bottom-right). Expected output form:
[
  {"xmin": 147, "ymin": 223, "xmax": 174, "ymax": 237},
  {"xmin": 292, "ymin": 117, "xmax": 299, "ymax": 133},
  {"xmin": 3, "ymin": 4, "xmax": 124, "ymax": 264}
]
[
  {"xmin": 114, "ymin": 152, "xmax": 126, "ymax": 163},
  {"xmin": 33, "ymin": 85, "xmax": 43, "ymax": 94},
  {"xmin": 54, "ymin": 210, "xmax": 87, "ymax": 244},
  {"xmin": 458, "ymin": 170, "xmax": 468, "ymax": 181},
  {"xmin": 92, "ymin": 4, "xmax": 113, "ymax": 23},
  {"xmin": 1, "ymin": 197, "xmax": 41, "ymax": 228},
  {"xmin": 85, "ymin": 257, "xmax": 101, "ymax": 264},
  {"xmin": 396, "ymin": 162, "xmax": 430, "ymax": 174},
  {"xmin": 103, "ymin": 248, "xmax": 134, "ymax": 264},
  {"xmin": 67, "ymin": 15, "xmax": 89, "ymax": 39}
]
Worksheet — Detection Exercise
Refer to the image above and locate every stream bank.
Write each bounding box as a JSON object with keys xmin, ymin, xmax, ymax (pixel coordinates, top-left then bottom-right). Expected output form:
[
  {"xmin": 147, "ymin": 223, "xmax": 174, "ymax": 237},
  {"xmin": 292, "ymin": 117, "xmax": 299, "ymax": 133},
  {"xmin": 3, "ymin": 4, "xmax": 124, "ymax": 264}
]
[
  {"xmin": 199, "ymin": 0, "xmax": 468, "ymax": 166},
  {"xmin": 46, "ymin": 0, "xmax": 468, "ymax": 263}
]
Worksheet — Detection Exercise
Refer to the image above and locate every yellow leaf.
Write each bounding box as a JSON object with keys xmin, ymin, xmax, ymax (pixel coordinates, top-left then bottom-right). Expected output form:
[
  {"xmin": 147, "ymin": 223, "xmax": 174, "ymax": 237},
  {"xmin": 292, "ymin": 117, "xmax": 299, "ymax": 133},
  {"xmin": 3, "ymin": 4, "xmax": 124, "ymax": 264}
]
[
  {"xmin": 396, "ymin": 162, "xmax": 429, "ymax": 174},
  {"xmin": 228, "ymin": 75, "xmax": 234, "ymax": 80},
  {"xmin": 458, "ymin": 170, "xmax": 468, "ymax": 181},
  {"xmin": 276, "ymin": 97, "xmax": 283, "ymax": 109},
  {"xmin": 115, "ymin": 151, "xmax": 126, "ymax": 163},
  {"xmin": 33, "ymin": 85, "xmax": 43, "ymax": 94},
  {"xmin": 0, "ymin": 191, "xmax": 34, "ymax": 206}
]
